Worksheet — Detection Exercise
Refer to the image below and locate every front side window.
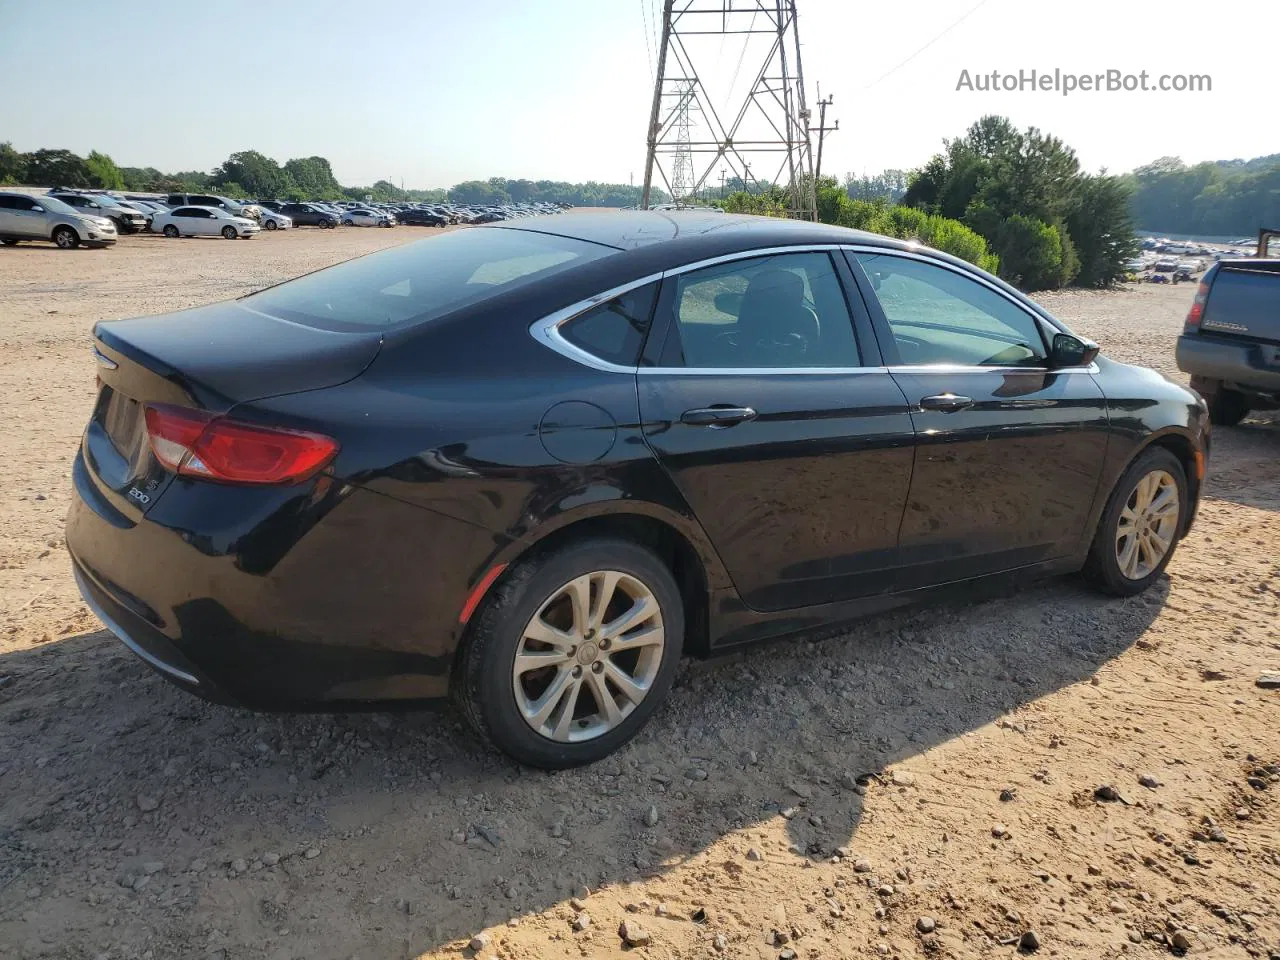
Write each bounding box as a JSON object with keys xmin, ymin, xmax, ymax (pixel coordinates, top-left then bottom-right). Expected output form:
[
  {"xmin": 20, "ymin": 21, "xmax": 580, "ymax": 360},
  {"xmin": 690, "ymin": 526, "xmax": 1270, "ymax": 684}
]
[
  {"xmin": 247, "ymin": 227, "xmax": 613, "ymax": 332},
  {"xmin": 854, "ymin": 253, "xmax": 1048, "ymax": 367},
  {"xmin": 559, "ymin": 283, "xmax": 658, "ymax": 367},
  {"xmin": 663, "ymin": 252, "xmax": 861, "ymax": 368}
]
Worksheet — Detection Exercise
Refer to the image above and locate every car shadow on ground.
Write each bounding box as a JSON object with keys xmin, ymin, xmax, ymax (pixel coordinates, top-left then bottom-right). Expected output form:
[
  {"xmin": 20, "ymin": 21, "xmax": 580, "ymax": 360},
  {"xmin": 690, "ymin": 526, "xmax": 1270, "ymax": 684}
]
[{"xmin": 0, "ymin": 573, "xmax": 1166, "ymax": 958}]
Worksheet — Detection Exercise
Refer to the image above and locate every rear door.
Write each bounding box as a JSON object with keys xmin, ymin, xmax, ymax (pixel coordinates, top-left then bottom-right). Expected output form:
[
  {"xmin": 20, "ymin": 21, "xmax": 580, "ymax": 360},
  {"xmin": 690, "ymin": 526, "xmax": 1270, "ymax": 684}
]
[
  {"xmin": 2, "ymin": 195, "xmax": 45, "ymax": 237},
  {"xmin": 847, "ymin": 250, "xmax": 1109, "ymax": 586},
  {"xmin": 638, "ymin": 249, "xmax": 915, "ymax": 610}
]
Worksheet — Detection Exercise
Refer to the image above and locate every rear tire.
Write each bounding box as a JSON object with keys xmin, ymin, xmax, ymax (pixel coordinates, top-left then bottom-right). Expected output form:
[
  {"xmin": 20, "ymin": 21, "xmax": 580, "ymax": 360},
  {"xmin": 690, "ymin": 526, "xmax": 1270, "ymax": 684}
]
[
  {"xmin": 162, "ymin": 224, "xmax": 179, "ymax": 238},
  {"xmin": 221, "ymin": 225, "xmax": 237, "ymax": 240},
  {"xmin": 1207, "ymin": 388, "xmax": 1248, "ymax": 426},
  {"xmin": 52, "ymin": 226, "xmax": 79, "ymax": 249},
  {"xmin": 1083, "ymin": 447, "xmax": 1187, "ymax": 597},
  {"xmin": 453, "ymin": 538, "xmax": 684, "ymax": 768}
]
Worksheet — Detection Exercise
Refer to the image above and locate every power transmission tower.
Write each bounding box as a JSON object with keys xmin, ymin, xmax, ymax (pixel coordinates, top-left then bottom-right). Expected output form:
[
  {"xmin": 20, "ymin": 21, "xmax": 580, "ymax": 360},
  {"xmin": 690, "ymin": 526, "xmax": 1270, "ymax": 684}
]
[
  {"xmin": 670, "ymin": 80, "xmax": 697, "ymax": 204},
  {"xmin": 641, "ymin": 0, "xmax": 817, "ymax": 220}
]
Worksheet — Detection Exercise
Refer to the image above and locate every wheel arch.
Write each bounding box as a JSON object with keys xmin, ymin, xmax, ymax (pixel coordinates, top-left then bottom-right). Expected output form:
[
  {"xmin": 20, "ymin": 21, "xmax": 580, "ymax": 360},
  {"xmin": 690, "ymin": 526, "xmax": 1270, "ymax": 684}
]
[
  {"xmin": 463, "ymin": 502, "xmax": 729, "ymax": 659},
  {"xmin": 1140, "ymin": 427, "xmax": 1204, "ymax": 533}
]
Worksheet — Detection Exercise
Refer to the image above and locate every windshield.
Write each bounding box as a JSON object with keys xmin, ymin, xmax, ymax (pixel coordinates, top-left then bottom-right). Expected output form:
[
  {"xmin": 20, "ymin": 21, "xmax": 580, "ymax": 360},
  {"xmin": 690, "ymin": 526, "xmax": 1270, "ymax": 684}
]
[
  {"xmin": 39, "ymin": 195, "xmax": 80, "ymax": 216},
  {"xmin": 246, "ymin": 227, "xmax": 613, "ymax": 333}
]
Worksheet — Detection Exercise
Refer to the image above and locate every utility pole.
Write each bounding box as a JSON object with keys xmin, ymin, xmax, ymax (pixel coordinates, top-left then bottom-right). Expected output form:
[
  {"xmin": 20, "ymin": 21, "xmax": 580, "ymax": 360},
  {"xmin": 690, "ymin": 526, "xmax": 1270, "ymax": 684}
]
[
  {"xmin": 719, "ymin": 168, "xmax": 727, "ymax": 199},
  {"xmin": 640, "ymin": 0, "xmax": 817, "ymax": 220},
  {"xmin": 813, "ymin": 85, "xmax": 838, "ymax": 184}
]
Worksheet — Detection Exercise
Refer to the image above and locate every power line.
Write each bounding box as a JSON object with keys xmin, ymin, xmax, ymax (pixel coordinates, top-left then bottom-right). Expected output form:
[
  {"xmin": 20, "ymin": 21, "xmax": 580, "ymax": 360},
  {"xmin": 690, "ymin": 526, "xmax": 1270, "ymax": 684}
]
[
  {"xmin": 863, "ymin": 0, "xmax": 991, "ymax": 90},
  {"xmin": 640, "ymin": 0, "xmax": 655, "ymax": 82}
]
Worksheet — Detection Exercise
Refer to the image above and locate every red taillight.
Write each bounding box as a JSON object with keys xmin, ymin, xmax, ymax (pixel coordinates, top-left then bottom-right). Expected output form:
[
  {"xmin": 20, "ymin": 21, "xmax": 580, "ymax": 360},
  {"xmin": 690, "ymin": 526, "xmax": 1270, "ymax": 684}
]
[
  {"xmin": 144, "ymin": 404, "xmax": 338, "ymax": 485},
  {"xmin": 1185, "ymin": 280, "xmax": 1210, "ymax": 332}
]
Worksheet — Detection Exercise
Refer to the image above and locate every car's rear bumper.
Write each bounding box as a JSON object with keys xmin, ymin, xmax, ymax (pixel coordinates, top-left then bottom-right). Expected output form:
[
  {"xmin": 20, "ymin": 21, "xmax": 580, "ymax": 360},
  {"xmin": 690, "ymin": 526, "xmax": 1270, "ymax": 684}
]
[
  {"xmin": 66, "ymin": 448, "xmax": 504, "ymax": 709},
  {"xmin": 1176, "ymin": 333, "xmax": 1280, "ymax": 399}
]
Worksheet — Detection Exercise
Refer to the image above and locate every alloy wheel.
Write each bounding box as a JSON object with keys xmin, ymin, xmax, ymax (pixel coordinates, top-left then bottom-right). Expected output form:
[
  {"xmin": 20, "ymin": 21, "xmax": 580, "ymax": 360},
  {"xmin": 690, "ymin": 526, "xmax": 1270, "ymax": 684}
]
[
  {"xmin": 1115, "ymin": 469, "xmax": 1179, "ymax": 580},
  {"xmin": 512, "ymin": 570, "xmax": 665, "ymax": 743}
]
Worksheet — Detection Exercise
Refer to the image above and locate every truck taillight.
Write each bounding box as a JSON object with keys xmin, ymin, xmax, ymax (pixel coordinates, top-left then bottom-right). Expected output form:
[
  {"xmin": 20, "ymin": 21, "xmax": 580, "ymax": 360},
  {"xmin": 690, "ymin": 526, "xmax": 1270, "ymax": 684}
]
[
  {"xmin": 1185, "ymin": 280, "xmax": 1210, "ymax": 332},
  {"xmin": 144, "ymin": 404, "xmax": 338, "ymax": 485}
]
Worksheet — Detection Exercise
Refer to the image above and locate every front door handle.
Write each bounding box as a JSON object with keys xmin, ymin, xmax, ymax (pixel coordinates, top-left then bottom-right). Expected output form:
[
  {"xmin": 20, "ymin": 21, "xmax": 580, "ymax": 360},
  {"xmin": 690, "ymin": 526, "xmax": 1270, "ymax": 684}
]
[
  {"xmin": 919, "ymin": 393, "xmax": 974, "ymax": 412},
  {"xmin": 680, "ymin": 406, "xmax": 758, "ymax": 427}
]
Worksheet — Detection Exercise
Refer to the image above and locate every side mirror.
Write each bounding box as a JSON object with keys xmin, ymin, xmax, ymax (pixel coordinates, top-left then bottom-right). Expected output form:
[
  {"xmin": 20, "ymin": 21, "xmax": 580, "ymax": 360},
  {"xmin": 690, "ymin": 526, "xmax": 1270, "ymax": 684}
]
[
  {"xmin": 1049, "ymin": 332, "xmax": 1100, "ymax": 368},
  {"xmin": 31, "ymin": 205, "xmax": 44, "ymax": 212}
]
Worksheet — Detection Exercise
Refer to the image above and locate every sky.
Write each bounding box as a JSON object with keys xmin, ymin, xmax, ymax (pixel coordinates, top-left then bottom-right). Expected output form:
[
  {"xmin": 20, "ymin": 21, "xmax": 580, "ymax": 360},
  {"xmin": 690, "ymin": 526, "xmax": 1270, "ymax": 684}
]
[{"xmin": 0, "ymin": 0, "xmax": 1274, "ymax": 189}]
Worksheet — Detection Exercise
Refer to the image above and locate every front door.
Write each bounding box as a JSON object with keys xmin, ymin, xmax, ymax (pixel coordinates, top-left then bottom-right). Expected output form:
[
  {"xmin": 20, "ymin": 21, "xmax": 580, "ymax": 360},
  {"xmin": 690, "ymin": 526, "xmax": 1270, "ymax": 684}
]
[
  {"xmin": 848, "ymin": 250, "xmax": 1109, "ymax": 586},
  {"xmin": 638, "ymin": 249, "xmax": 916, "ymax": 611}
]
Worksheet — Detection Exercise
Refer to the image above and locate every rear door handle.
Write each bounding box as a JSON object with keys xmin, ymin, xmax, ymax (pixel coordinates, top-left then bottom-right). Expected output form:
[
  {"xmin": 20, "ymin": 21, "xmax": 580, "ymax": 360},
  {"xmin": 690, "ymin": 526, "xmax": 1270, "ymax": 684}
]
[
  {"xmin": 919, "ymin": 394, "xmax": 974, "ymax": 412},
  {"xmin": 680, "ymin": 406, "xmax": 758, "ymax": 427}
]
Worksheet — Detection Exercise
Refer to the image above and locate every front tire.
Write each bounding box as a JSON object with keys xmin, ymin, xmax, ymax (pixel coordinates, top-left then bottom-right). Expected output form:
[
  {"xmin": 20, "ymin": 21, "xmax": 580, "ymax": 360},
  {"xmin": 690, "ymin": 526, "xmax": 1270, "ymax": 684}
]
[
  {"xmin": 342, "ymin": 218, "xmax": 354, "ymax": 226},
  {"xmin": 1083, "ymin": 447, "xmax": 1187, "ymax": 596},
  {"xmin": 454, "ymin": 538, "xmax": 684, "ymax": 768},
  {"xmin": 52, "ymin": 226, "xmax": 79, "ymax": 249},
  {"xmin": 221, "ymin": 225, "xmax": 237, "ymax": 240},
  {"xmin": 265, "ymin": 219, "xmax": 278, "ymax": 231}
]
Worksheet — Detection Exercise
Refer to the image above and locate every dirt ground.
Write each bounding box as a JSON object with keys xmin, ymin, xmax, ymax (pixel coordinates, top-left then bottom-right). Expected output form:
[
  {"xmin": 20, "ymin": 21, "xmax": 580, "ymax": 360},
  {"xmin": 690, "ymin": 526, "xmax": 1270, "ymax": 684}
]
[{"xmin": 1, "ymin": 227, "xmax": 1277, "ymax": 960}]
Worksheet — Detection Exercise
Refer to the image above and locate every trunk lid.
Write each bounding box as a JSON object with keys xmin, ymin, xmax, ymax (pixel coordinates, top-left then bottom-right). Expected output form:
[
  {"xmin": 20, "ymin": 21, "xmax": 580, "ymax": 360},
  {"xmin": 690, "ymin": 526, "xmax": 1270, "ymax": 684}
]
[{"xmin": 85, "ymin": 301, "xmax": 381, "ymax": 521}]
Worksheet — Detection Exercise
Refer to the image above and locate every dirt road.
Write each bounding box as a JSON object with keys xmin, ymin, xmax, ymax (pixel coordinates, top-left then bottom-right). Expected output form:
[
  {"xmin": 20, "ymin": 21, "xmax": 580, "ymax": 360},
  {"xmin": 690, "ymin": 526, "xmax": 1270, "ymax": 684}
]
[{"xmin": 1, "ymin": 229, "xmax": 1277, "ymax": 960}]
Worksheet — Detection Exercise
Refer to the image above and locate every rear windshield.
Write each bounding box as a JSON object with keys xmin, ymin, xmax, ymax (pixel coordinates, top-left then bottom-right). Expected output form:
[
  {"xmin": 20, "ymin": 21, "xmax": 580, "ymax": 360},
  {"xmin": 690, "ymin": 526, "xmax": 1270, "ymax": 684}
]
[
  {"xmin": 245, "ymin": 227, "xmax": 613, "ymax": 332},
  {"xmin": 1206, "ymin": 268, "xmax": 1280, "ymax": 333}
]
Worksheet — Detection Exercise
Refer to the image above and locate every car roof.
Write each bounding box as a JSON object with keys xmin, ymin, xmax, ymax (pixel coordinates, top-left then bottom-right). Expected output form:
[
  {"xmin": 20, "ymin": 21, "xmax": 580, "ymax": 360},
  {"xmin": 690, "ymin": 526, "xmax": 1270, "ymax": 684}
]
[{"xmin": 492, "ymin": 209, "xmax": 907, "ymax": 254}]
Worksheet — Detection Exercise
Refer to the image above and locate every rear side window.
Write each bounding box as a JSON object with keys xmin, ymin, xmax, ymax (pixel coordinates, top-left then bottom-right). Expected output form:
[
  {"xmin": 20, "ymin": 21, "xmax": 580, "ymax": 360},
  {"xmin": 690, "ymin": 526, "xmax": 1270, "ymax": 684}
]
[
  {"xmin": 246, "ymin": 227, "xmax": 613, "ymax": 332},
  {"xmin": 1205, "ymin": 268, "xmax": 1279, "ymax": 333},
  {"xmin": 559, "ymin": 283, "xmax": 658, "ymax": 367}
]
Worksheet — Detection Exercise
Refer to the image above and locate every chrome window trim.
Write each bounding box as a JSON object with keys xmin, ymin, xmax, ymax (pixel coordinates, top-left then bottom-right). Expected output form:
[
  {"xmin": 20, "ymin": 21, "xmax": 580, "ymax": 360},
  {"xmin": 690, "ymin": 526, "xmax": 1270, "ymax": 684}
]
[{"xmin": 528, "ymin": 242, "xmax": 1095, "ymax": 377}]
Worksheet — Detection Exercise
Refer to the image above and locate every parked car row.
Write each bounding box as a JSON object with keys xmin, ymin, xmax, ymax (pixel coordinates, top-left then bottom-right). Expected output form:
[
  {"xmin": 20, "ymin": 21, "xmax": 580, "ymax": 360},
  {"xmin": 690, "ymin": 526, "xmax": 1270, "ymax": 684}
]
[{"xmin": 0, "ymin": 189, "xmax": 571, "ymax": 249}]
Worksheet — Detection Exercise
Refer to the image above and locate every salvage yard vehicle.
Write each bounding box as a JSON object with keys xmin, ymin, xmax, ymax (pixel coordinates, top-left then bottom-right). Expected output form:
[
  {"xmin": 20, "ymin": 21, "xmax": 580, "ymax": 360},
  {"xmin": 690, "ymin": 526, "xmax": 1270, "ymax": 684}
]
[
  {"xmin": 152, "ymin": 205, "xmax": 261, "ymax": 239},
  {"xmin": 256, "ymin": 208, "xmax": 293, "ymax": 231},
  {"xmin": 164, "ymin": 193, "xmax": 261, "ymax": 221},
  {"xmin": 0, "ymin": 191, "xmax": 118, "ymax": 248},
  {"xmin": 49, "ymin": 191, "xmax": 148, "ymax": 234},
  {"xmin": 341, "ymin": 208, "xmax": 396, "ymax": 227},
  {"xmin": 279, "ymin": 202, "xmax": 339, "ymax": 228},
  {"xmin": 67, "ymin": 211, "xmax": 1209, "ymax": 768},
  {"xmin": 1177, "ymin": 258, "xmax": 1280, "ymax": 424}
]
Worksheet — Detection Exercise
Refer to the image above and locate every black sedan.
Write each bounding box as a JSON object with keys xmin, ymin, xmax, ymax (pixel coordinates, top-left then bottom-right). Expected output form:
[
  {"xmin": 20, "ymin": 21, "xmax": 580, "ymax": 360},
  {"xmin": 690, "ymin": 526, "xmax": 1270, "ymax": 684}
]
[
  {"xmin": 67, "ymin": 212, "xmax": 1209, "ymax": 768},
  {"xmin": 396, "ymin": 208, "xmax": 448, "ymax": 227}
]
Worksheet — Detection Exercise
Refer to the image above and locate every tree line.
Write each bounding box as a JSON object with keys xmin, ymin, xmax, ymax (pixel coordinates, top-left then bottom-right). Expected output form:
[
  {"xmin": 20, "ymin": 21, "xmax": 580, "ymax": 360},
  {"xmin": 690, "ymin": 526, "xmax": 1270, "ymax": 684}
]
[
  {"xmin": 0, "ymin": 144, "xmax": 664, "ymax": 208},
  {"xmin": 1124, "ymin": 155, "xmax": 1280, "ymax": 237}
]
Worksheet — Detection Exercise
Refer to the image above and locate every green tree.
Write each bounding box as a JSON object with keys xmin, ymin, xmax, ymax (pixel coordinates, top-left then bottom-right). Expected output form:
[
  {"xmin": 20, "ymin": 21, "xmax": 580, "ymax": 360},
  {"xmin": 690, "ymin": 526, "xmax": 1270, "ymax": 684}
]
[
  {"xmin": 212, "ymin": 150, "xmax": 293, "ymax": 198},
  {"xmin": 283, "ymin": 156, "xmax": 342, "ymax": 199},
  {"xmin": 993, "ymin": 215, "xmax": 1075, "ymax": 291},
  {"xmin": 448, "ymin": 180, "xmax": 511, "ymax": 204},
  {"xmin": 85, "ymin": 150, "xmax": 125, "ymax": 190},
  {"xmin": 0, "ymin": 142, "xmax": 26, "ymax": 184},
  {"xmin": 1066, "ymin": 175, "xmax": 1139, "ymax": 287},
  {"xmin": 23, "ymin": 148, "xmax": 92, "ymax": 188}
]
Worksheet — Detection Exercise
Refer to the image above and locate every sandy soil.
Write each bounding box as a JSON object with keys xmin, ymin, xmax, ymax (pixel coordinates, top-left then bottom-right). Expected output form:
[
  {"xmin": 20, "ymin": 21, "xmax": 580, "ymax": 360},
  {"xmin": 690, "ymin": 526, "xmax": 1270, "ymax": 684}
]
[{"xmin": 0, "ymin": 229, "xmax": 1277, "ymax": 960}]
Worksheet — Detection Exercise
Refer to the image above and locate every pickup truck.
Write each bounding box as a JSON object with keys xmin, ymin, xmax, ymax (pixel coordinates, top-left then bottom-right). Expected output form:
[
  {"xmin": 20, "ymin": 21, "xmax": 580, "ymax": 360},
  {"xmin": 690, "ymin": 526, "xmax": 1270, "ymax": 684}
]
[{"xmin": 1176, "ymin": 259, "xmax": 1280, "ymax": 425}]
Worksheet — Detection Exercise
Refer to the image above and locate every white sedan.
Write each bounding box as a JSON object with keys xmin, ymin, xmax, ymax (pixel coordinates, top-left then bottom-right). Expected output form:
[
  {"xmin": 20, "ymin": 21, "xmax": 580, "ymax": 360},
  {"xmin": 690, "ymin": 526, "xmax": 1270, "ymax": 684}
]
[
  {"xmin": 341, "ymin": 208, "xmax": 396, "ymax": 227},
  {"xmin": 153, "ymin": 205, "xmax": 261, "ymax": 239},
  {"xmin": 257, "ymin": 208, "xmax": 293, "ymax": 231}
]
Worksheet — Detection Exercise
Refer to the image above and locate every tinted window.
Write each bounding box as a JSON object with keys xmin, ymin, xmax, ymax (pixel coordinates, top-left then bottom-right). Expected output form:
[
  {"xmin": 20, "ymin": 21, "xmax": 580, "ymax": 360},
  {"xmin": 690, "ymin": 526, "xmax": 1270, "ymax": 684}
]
[
  {"xmin": 57, "ymin": 195, "xmax": 86, "ymax": 207},
  {"xmin": 855, "ymin": 253, "xmax": 1047, "ymax": 366},
  {"xmin": 0, "ymin": 195, "xmax": 36, "ymax": 211},
  {"xmin": 559, "ymin": 283, "xmax": 658, "ymax": 367},
  {"xmin": 191, "ymin": 195, "xmax": 219, "ymax": 207},
  {"xmin": 247, "ymin": 227, "xmax": 611, "ymax": 332},
  {"xmin": 167, "ymin": 195, "xmax": 184, "ymax": 205},
  {"xmin": 174, "ymin": 207, "xmax": 204, "ymax": 217},
  {"xmin": 1205, "ymin": 268, "xmax": 1279, "ymax": 332},
  {"xmin": 664, "ymin": 252, "xmax": 860, "ymax": 368}
]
